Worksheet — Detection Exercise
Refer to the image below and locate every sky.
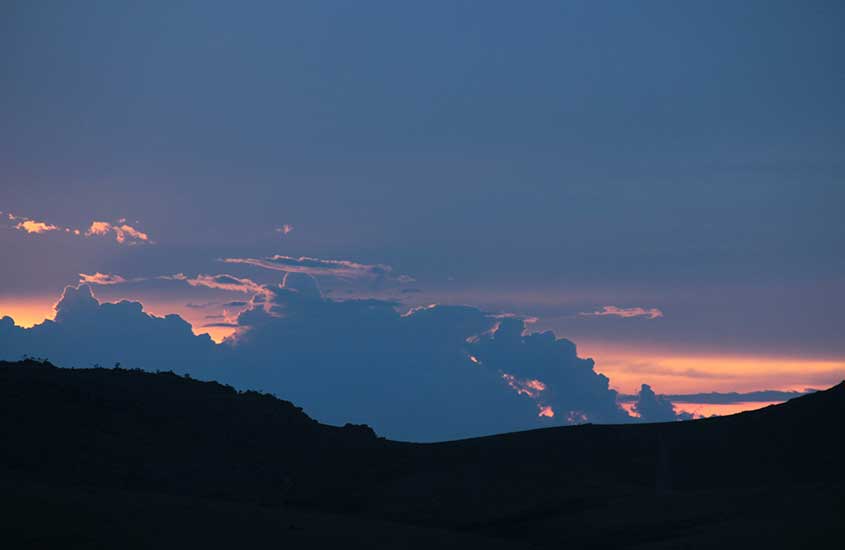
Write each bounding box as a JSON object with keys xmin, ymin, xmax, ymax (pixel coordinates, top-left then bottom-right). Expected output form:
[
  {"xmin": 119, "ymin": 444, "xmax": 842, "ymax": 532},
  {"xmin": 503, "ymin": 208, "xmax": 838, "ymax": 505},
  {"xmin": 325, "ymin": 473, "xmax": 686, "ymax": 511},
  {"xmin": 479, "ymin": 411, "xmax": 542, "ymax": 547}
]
[{"xmin": 1, "ymin": 1, "xmax": 843, "ymax": 439}]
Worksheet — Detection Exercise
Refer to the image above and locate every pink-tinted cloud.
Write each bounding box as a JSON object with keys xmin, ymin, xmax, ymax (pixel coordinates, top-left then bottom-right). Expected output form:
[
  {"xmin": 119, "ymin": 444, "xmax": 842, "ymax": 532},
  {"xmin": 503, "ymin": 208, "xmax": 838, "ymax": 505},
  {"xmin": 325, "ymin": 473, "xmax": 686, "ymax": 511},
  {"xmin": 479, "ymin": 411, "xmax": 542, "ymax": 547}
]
[
  {"xmin": 580, "ymin": 306, "xmax": 664, "ymax": 320},
  {"xmin": 276, "ymin": 224, "xmax": 295, "ymax": 235},
  {"xmin": 161, "ymin": 273, "xmax": 265, "ymax": 295},
  {"xmin": 79, "ymin": 272, "xmax": 128, "ymax": 285},
  {"xmin": 3, "ymin": 211, "xmax": 151, "ymax": 244},
  {"xmin": 222, "ymin": 254, "xmax": 402, "ymax": 281}
]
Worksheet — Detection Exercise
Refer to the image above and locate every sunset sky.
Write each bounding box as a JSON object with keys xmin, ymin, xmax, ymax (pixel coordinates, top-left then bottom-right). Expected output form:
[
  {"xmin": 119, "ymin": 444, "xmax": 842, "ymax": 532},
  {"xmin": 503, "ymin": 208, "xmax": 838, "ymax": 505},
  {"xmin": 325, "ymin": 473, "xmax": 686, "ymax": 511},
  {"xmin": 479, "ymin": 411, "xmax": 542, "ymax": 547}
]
[{"xmin": 1, "ymin": 1, "xmax": 843, "ymax": 438}]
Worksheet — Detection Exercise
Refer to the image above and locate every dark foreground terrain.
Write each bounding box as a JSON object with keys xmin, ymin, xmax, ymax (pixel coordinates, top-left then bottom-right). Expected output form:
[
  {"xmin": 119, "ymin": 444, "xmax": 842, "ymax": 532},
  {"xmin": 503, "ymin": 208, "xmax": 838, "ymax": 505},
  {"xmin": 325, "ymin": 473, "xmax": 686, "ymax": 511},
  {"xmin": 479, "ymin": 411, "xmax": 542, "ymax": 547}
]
[{"xmin": 1, "ymin": 359, "xmax": 843, "ymax": 548}]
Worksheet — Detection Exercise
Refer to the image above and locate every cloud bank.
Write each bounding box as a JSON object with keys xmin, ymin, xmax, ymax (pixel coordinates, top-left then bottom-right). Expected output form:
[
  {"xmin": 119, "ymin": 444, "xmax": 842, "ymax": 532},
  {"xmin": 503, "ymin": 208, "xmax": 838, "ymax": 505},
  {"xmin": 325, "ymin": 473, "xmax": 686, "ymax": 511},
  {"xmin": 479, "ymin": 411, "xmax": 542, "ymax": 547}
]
[{"xmin": 0, "ymin": 278, "xmax": 660, "ymax": 441}]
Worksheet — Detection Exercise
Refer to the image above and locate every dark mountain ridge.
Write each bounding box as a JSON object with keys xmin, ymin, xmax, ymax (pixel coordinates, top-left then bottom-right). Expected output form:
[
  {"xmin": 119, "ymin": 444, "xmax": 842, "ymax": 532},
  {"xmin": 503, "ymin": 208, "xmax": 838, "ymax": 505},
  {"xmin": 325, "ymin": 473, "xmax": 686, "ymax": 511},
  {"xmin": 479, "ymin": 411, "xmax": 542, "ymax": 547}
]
[{"xmin": 1, "ymin": 359, "xmax": 843, "ymax": 548}]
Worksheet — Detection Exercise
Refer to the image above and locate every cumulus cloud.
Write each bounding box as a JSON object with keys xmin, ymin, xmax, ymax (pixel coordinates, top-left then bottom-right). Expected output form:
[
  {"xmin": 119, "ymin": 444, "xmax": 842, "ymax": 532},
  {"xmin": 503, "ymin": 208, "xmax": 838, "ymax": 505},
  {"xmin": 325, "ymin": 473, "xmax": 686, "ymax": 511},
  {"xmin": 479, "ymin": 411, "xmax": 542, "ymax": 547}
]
[
  {"xmin": 580, "ymin": 306, "xmax": 664, "ymax": 319},
  {"xmin": 0, "ymin": 285, "xmax": 218, "ymax": 378},
  {"xmin": 631, "ymin": 384, "xmax": 693, "ymax": 422},
  {"xmin": 466, "ymin": 318, "xmax": 630, "ymax": 424},
  {"xmin": 0, "ymin": 277, "xmax": 639, "ymax": 441}
]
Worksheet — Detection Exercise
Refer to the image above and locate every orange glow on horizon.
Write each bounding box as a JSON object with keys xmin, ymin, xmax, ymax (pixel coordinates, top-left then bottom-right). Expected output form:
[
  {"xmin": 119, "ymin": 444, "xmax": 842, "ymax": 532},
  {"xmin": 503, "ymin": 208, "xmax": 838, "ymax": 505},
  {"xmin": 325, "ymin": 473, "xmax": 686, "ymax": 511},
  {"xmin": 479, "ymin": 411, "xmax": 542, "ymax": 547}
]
[
  {"xmin": 0, "ymin": 299, "xmax": 56, "ymax": 328},
  {"xmin": 0, "ymin": 295, "xmax": 235, "ymax": 344},
  {"xmin": 620, "ymin": 400, "xmax": 785, "ymax": 419},
  {"xmin": 574, "ymin": 341, "xmax": 845, "ymax": 395}
]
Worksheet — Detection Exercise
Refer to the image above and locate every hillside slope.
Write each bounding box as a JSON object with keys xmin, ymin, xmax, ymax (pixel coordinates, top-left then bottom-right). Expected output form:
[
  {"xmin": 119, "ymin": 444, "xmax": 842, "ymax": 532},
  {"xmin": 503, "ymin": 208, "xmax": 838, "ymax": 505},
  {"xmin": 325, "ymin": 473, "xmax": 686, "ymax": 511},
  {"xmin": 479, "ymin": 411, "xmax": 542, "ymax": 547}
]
[{"xmin": 1, "ymin": 359, "xmax": 843, "ymax": 548}]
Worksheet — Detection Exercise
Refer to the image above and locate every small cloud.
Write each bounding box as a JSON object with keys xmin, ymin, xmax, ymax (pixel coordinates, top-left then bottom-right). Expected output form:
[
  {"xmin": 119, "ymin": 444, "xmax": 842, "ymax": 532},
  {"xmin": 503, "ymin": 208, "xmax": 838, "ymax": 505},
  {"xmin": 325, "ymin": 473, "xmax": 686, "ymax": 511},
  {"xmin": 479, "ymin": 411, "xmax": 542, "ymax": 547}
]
[
  {"xmin": 85, "ymin": 221, "xmax": 151, "ymax": 245},
  {"xmin": 164, "ymin": 273, "xmax": 264, "ymax": 294},
  {"xmin": 78, "ymin": 272, "xmax": 129, "ymax": 286},
  {"xmin": 185, "ymin": 302, "xmax": 217, "ymax": 309},
  {"xmin": 276, "ymin": 224, "xmax": 295, "ymax": 235},
  {"xmin": 632, "ymin": 383, "xmax": 683, "ymax": 422},
  {"xmin": 15, "ymin": 219, "xmax": 59, "ymax": 234},
  {"xmin": 580, "ymin": 306, "xmax": 664, "ymax": 320},
  {"xmin": 222, "ymin": 254, "xmax": 395, "ymax": 281}
]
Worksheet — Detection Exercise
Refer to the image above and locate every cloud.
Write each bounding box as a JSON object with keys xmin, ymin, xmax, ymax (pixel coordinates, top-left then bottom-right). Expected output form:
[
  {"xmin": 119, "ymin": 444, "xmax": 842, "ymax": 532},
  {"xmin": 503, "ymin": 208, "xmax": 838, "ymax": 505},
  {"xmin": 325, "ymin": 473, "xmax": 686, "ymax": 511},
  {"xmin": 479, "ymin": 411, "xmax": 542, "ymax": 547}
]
[
  {"xmin": 185, "ymin": 302, "xmax": 216, "ymax": 309},
  {"xmin": 580, "ymin": 306, "xmax": 664, "ymax": 319},
  {"xmin": 466, "ymin": 317, "xmax": 630, "ymax": 425},
  {"xmin": 2, "ymin": 211, "xmax": 152, "ymax": 244},
  {"xmin": 222, "ymin": 254, "xmax": 412, "ymax": 282},
  {"xmin": 85, "ymin": 221, "xmax": 151, "ymax": 245},
  {"xmin": 276, "ymin": 224, "xmax": 295, "ymax": 235},
  {"xmin": 15, "ymin": 220, "xmax": 59, "ymax": 234},
  {"xmin": 631, "ymin": 383, "xmax": 692, "ymax": 422},
  {"xmin": 0, "ymin": 285, "xmax": 219, "ymax": 378},
  {"xmin": 159, "ymin": 273, "xmax": 264, "ymax": 295},
  {"xmin": 79, "ymin": 273, "xmax": 129, "ymax": 285},
  {"xmin": 0, "ymin": 278, "xmax": 639, "ymax": 441}
]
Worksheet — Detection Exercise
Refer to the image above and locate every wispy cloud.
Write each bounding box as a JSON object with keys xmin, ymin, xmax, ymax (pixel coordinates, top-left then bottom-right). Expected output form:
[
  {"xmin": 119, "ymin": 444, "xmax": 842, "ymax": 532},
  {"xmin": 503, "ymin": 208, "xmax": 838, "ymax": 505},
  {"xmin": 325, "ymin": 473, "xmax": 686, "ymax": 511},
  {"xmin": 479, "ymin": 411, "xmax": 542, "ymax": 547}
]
[
  {"xmin": 79, "ymin": 272, "xmax": 129, "ymax": 285},
  {"xmin": 161, "ymin": 273, "xmax": 264, "ymax": 294},
  {"xmin": 580, "ymin": 306, "xmax": 664, "ymax": 320},
  {"xmin": 276, "ymin": 224, "xmax": 295, "ymax": 235},
  {"xmin": 222, "ymin": 254, "xmax": 409, "ymax": 281}
]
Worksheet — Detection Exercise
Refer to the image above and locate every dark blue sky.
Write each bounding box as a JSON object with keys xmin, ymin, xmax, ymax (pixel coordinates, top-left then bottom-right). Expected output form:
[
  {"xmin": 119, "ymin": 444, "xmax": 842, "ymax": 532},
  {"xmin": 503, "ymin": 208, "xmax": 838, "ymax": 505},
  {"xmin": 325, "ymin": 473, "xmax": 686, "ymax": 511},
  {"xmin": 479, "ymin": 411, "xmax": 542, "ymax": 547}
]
[{"xmin": 1, "ymin": 1, "xmax": 843, "ymax": 408}]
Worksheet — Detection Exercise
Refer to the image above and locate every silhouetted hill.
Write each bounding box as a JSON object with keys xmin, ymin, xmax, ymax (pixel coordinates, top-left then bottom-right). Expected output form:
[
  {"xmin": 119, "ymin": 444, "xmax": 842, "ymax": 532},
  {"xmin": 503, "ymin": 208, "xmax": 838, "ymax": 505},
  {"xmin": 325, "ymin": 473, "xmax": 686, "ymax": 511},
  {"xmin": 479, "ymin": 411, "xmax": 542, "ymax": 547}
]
[{"xmin": 1, "ymin": 359, "xmax": 843, "ymax": 548}]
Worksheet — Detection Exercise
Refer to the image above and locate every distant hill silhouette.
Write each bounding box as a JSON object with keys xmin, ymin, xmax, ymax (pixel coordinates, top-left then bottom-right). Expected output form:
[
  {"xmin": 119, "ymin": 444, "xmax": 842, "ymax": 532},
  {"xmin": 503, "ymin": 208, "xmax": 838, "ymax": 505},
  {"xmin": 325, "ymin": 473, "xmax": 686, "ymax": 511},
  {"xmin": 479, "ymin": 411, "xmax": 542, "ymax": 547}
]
[{"xmin": 1, "ymin": 359, "xmax": 843, "ymax": 548}]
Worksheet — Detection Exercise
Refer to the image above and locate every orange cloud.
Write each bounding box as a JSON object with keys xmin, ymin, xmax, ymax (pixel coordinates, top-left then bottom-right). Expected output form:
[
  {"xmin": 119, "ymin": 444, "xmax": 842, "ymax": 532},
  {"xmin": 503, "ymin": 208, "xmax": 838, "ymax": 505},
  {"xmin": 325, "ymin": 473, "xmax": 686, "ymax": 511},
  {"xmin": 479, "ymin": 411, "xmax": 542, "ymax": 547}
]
[
  {"xmin": 85, "ymin": 221, "xmax": 112, "ymax": 236},
  {"xmin": 15, "ymin": 220, "xmax": 59, "ymax": 234},
  {"xmin": 3, "ymin": 211, "xmax": 151, "ymax": 244},
  {"xmin": 85, "ymin": 221, "xmax": 151, "ymax": 244}
]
